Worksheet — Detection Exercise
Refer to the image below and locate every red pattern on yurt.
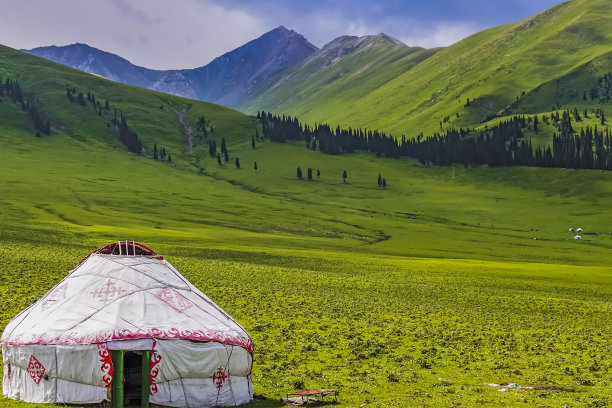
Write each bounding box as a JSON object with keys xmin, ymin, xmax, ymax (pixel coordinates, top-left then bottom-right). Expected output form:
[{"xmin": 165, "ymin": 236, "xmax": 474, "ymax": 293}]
[
  {"xmin": 211, "ymin": 365, "xmax": 227, "ymax": 389},
  {"xmin": 27, "ymin": 355, "xmax": 45, "ymax": 384},
  {"xmin": 149, "ymin": 340, "xmax": 162, "ymax": 395},
  {"xmin": 155, "ymin": 288, "xmax": 194, "ymax": 313},
  {"xmin": 97, "ymin": 344, "xmax": 113, "ymax": 388},
  {"xmin": 2, "ymin": 328, "xmax": 254, "ymax": 353},
  {"xmin": 41, "ymin": 284, "xmax": 67, "ymax": 310},
  {"xmin": 89, "ymin": 280, "xmax": 126, "ymax": 303}
]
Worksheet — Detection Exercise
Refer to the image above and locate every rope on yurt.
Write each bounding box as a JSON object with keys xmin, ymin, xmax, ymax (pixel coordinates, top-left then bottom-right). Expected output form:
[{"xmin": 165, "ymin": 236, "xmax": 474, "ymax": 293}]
[{"xmin": 154, "ymin": 340, "xmax": 191, "ymax": 408}]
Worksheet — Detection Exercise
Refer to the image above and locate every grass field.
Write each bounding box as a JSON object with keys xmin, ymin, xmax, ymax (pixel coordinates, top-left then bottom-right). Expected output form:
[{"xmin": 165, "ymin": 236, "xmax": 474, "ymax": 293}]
[
  {"xmin": 0, "ymin": 38, "xmax": 612, "ymax": 407},
  {"xmin": 1, "ymin": 98, "xmax": 612, "ymax": 407}
]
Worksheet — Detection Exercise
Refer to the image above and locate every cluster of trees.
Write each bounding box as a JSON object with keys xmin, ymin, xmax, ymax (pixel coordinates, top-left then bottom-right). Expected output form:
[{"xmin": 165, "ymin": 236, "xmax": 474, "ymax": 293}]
[
  {"xmin": 296, "ymin": 167, "xmax": 321, "ymax": 180},
  {"xmin": 153, "ymin": 144, "xmax": 171, "ymax": 162},
  {"xmin": 66, "ymin": 87, "xmax": 110, "ymax": 116},
  {"xmin": 586, "ymin": 72, "xmax": 612, "ymax": 103},
  {"xmin": 114, "ymin": 113, "xmax": 143, "ymax": 154},
  {"xmin": 195, "ymin": 115, "xmax": 213, "ymax": 143},
  {"xmin": 211, "ymin": 136, "xmax": 231, "ymax": 165},
  {"xmin": 1, "ymin": 76, "xmax": 50, "ymax": 136},
  {"xmin": 260, "ymin": 109, "xmax": 612, "ymax": 171}
]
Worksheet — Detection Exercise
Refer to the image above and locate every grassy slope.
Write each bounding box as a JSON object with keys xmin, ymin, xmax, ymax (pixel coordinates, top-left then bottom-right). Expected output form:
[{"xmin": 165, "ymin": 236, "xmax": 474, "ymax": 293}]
[
  {"xmin": 236, "ymin": 35, "xmax": 439, "ymax": 119},
  {"xmin": 0, "ymin": 47, "xmax": 611, "ymax": 407},
  {"xmin": 241, "ymin": 0, "xmax": 612, "ymax": 139}
]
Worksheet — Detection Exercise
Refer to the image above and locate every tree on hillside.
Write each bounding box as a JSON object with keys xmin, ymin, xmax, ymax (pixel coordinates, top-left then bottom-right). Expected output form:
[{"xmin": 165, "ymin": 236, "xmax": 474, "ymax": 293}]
[
  {"xmin": 77, "ymin": 92, "xmax": 86, "ymax": 106},
  {"xmin": 66, "ymin": 88, "xmax": 74, "ymax": 102},
  {"xmin": 307, "ymin": 168, "xmax": 312, "ymax": 180},
  {"xmin": 317, "ymin": 169, "xmax": 320, "ymax": 180},
  {"xmin": 343, "ymin": 170, "xmax": 347, "ymax": 183},
  {"xmin": 224, "ymin": 150, "xmax": 229, "ymax": 162},
  {"xmin": 601, "ymin": 110, "xmax": 606, "ymax": 125},
  {"xmin": 168, "ymin": 154, "xmax": 171, "ymax": 163},
  {"xmin": 252, "ymin": 135, "xmax": 256, "ymax": 150},
  {"xmin": 105, "ymin": 100, "xmax": 110, "ymax": 110},
  {"xmin": 378, "ymin": 173, "xmax": 382, "ymax": 186},
  {"xmin": 297, "ymin": 167, "xmax": 303, "ymax": 179},
  {"xmin": 221, "ymin": 137, "xmax": 227, "ymax": 154},
  {"xmin": 383, "ymin": 178, "xmax": 387, "ymax": 187},
  {"xmin": 217, "ymin": 153, "xmax": 222, "ymax": 165},
  {"xmin": 154, "ymin": 144, "xmax": 158, "ymax": 160},
  {"xmin": 533, "ymin": 115, "xmax": 539, "ymax": 132},
  {"xmin": 208, "ymin": 140, "xmax": 217, "ymax": 157},
  {"xmin": 235, "ymin": 157, "xmax": 240, "ymax": 168},
  {"xmin": 254, "ymin": 161, "xmax": 258, "ymax": 171}
]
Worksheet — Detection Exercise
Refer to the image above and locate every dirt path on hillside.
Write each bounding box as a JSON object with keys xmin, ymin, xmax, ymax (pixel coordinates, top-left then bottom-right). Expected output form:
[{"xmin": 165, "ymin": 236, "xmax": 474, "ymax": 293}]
[{"xmin": 175, "ymin": 107, "xmax": 193, "ymax": 151}]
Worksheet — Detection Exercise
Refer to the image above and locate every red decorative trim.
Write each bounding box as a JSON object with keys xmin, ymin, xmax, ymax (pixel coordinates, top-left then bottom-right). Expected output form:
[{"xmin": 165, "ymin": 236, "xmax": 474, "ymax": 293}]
[
  {"xmin": 1, "ymin": 329, "xmax": 253, "ymax": 354},
  {"xmin": 27, "ymin": 355, "xmax": 45, "ymax": 384},
  {"xmin": 210, "ymin": 365, "xmax": 227, "ymax": 389},
  {"xmin": 149, "ymin": 340, "xmax": 162, "ymax": 395},
  {"xmin": 97, "ymin": 343, "xmax": 113, "ymax": 388}
]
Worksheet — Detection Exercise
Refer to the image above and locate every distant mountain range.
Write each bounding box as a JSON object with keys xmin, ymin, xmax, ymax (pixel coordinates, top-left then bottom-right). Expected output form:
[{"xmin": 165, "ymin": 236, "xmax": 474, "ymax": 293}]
[
  {"xmin": 25, "ymin": 26, "xmax": 318, "ymax": 106},
  {"xmin": 24, "ymin": 0, "xmax": 612, "ymax": 137}
]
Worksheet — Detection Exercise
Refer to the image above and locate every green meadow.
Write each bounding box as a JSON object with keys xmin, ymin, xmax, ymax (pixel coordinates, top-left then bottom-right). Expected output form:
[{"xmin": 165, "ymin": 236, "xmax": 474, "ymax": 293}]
[{"xmin": 0, "ymin": 27, "xmax": 611, "ymax": 408}]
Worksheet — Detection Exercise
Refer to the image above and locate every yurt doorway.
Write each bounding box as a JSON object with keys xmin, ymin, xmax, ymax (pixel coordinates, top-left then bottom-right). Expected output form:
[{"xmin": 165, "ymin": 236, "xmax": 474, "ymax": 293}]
[{"xmin": 110, "ymin": 349, "xmax": 151, "ymax": 408}]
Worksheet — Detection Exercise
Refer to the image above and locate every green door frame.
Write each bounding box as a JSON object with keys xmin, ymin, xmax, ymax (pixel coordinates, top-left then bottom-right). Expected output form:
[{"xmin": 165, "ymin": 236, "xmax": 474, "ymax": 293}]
[{"xmin": 110, "ymin": 349, "xmax": 151, "ymax": 408}]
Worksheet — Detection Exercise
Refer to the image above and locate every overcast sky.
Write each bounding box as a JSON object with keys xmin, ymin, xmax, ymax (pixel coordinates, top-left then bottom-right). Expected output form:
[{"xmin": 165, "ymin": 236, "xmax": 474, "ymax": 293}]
[{"xmin": 1, "ymin": 0, "xmax": 564, "ymax": 70}]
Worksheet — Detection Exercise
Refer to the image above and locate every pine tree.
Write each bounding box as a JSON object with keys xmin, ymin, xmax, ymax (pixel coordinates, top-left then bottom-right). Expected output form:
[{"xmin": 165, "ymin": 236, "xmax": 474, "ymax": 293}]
[
  {"xmin": 254, "ymin": 161, "xmax": 258, "ymax": 171},
  {"xmin": 217, "ymin": 153, "xmax": 222, "ymax": 165},
  {"xmin": 602, "ymin": 110, "xmax": 606, "ymax": 125},
  {"xmin": 105, "ymin": 100, "xmax": 110, "ymax": 110},
  {"xmin": 383, "ymin": 178, "xmax": 387, "ymax": 187},
  {"xmin": 533, "ymin": 115, "xmax": 539, "ymax": 132},
  {"xmin": 154, "ymin": 144, "xmax": 158, "ymax": 160},
  {"xmin": 224, "ymin": 150, "xmax": 229, "ymax": 162},
  {"xmin": 378, "ymin": 173, "xmax": 382, "ymax": 186},
  {"xmin": 221, "ymin": 137, "xmax": 227, "ymax": 154},
  {"xmin": 66, "ymin": 88, "xmax": 73, "ymax": 102},
  {"xmin": 317, "ymin": 169, "xmax": 320, "ymax": 180},
  {"xmin": 235, "ymin": 157, "xmax": 240, "ymax": 168},
  {"xmin": 307, "ymin": 168, "xmax": 312, "ymax": 180},
  {"xmin": 168, "ymin": 154, "xmax": 171, "ymax": 163},
  {"xmin": 297, "ymin": 167, "xmax": 302, "ymax": 179},
  {"xmin": 343, "ymin": 170, "xmax": 347, "ymax": 183}
]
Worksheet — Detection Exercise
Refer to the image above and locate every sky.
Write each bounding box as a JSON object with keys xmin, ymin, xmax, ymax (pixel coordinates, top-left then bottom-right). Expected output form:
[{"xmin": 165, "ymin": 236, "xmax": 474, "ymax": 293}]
[{"xmin": 1, "ymin": 0, "xmax": 564, "ymax": 70}]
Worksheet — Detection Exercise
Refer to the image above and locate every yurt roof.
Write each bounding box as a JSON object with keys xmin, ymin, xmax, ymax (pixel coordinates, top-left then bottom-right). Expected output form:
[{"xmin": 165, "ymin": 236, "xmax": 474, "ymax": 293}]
[{"xmin": 0, "ymin": 241, "xmax": 252, "ymax": 353}]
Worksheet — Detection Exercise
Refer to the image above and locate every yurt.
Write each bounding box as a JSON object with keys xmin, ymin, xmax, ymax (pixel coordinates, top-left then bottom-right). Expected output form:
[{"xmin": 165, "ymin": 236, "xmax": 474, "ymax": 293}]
[{"xmin": 1, "ymin": 241, "xmax": 253, "ymax": 407}]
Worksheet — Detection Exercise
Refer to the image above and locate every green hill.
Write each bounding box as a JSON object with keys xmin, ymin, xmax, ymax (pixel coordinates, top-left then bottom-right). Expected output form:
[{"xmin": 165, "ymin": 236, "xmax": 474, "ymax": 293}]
[
  {"xmin": 236, "ymin": 34, "xmax": 439, "ymax": 119},
  {"xmin": 0, "ymin": 45, "xmax": 611, "ymax": 407},
  {"xmin": 239, "ymin": 0, "xmax": 612, "ymax": 138}
]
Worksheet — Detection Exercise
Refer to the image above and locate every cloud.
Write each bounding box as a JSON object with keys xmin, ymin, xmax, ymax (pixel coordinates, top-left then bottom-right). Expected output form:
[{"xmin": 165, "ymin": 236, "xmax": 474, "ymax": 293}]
[{"xmin": 0, "ymin": 0, "xmax": 266, "ymax": 69}]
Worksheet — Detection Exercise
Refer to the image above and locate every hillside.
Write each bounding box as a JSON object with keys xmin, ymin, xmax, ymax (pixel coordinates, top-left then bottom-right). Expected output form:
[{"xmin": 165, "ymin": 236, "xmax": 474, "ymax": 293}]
[
  {"xmin": 236, "ymin": 34, "xmax": 439, "ymax": 116},
  {"xmin": 0, "ymin": 45, "xmax": 611, "ymax": 408},
  {"xmin": 25, "ymin": 26, "xmax": 317, "ymax": 105},
  {"xmin": 241, "ymin": 0, "xmax": 612, "ymax": 137}
]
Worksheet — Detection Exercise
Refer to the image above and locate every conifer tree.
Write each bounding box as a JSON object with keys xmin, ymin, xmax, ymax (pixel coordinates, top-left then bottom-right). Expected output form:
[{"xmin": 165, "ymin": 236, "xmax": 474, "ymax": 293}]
[
  {"xmin": 383, "ymin": 178, "xmax": 387, "ymax": 187},
  {"xmin": 168, "ymin": 154, "xmax": 171, "ymax": 163},
  {"xmin": 297, "ymin": 167, "xmax": 302, "ymax": 179},
  {"xmin": 378, "ymin": 173, "xmax": 382, "ymax": 186},
  {"xmin": 254, "ymin": 161, "xmax": 258, "ymax": 171},
  {"xmin": 154, "ymin": 144, "xmax": 158, "ymax": 160},
  {"xmin": 221, "ymin": 137, "xmax": 227, "ymax": 154},
  {"xmin": 317, "ymin": 169, "xmax": 320, "ymax": 180},
  {"xmin": 235, "ymin": 157, "xmax": 240, "ymax": 168},
  {"xmin": 252, "ymin": 135, "xmax": 256, "ymax": 149},
  {"xmin": 217, "ymin": 153, "xmax": 222, "ymax": 165},
  {"xmin": 343, "ymin": 170, "xmax": 347, "ymax": 183},
  {"xmin": 224, "ymin": 150, "xmax": 229, "ymax": 162},
  {"xmin": 307, "ymin": 168, "xmax": 312, "ymax": 180}
]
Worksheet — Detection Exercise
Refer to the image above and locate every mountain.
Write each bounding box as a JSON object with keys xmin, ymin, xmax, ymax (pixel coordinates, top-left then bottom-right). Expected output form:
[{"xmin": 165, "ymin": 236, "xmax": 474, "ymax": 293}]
[
  {"xmin": 236, "ymin": 0, "xmax": 612, "ymax": 137},
  {"xmin": 23, "ymin": 43, "xmax": 165, "ymax": 88},
  {"xmin": 236, "ymin": 33, "xmax": 439, "ymax": 119},
  {"xmin": 24, "ymin": 26, "xmax": 317, "ymax": 105}
]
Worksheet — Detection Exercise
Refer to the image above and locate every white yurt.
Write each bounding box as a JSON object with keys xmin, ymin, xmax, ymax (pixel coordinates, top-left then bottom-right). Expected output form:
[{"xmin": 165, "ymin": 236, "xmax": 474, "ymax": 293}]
[{"xmin": 1, "ymin": 241, "xmax": 253, "ymax": 407}]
